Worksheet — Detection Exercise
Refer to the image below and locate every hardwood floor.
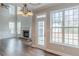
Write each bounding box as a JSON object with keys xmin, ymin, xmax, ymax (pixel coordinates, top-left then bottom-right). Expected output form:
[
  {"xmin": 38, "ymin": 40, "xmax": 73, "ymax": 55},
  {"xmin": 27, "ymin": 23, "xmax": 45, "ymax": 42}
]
[{"xmin": 0, "ymin": 38, "xmax": 59, "ymax": 56}]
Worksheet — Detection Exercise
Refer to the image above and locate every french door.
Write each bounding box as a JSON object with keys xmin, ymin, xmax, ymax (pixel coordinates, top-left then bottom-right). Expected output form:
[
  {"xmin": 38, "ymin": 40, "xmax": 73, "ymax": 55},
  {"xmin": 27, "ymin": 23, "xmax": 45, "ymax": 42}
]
[
  {"xmin": 37, "ymin": 21, "xmax": 44, "ymax": 45},
  {"xmin": 36, "ymin": 15, "xmax": 46, "ymax": 46}
]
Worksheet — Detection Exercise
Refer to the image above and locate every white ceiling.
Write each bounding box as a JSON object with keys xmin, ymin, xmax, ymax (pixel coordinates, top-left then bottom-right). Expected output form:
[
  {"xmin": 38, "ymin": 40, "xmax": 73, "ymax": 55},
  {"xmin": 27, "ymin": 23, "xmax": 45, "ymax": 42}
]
[
  {"xmin": 5, "ymin": 3, "xmax": 60, "ymax": 11},
  {"xmin": 17, "ymin": 3, "xmax": 48, "ymax": 10}
]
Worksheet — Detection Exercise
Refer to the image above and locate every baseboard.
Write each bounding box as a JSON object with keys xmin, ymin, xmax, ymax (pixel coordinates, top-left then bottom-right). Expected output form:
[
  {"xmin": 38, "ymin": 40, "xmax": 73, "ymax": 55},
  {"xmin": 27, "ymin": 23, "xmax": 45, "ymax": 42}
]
[
  {"xmin": 43, "ymin": 49, "xmax": 71, "ymax": 56},
  {"xmin": 31, "ymin": 45, "xmax": 71, "ymax": 56},
  {"xmin": 0, "ymin": 37, "xmax": 16, "ymax": 40}
]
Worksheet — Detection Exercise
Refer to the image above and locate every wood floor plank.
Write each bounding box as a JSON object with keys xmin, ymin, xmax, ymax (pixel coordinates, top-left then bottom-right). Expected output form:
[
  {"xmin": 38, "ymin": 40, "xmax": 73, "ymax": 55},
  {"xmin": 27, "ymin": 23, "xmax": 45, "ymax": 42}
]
[{"xmin": 0, "ymin": 38, "xmax": 59, "ymax": 56}]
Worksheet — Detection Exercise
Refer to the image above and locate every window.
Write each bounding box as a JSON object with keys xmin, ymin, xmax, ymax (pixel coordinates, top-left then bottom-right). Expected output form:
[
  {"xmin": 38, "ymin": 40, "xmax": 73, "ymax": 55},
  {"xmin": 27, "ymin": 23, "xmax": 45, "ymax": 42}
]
[
  {"xmin": 50, "ymin": 7, "xmax": 79, "ymax": 47},
  {"xmin": 64, "ymin": 8, "xmax": 79, "ymax": 46},
  {"xmin": 17, "ymin": 22, "xmax": 21, "ymax": 34},
  {"xmin": 9, "ymin": 22, "xmax": 15, "ymax": 34},
  {"xmin": 9, "ymin": 5, "xmax": 15, "ymax": 15},
  {"xmin": 50, "ymin": 11, "xmax": 63, "ymax": 43}
]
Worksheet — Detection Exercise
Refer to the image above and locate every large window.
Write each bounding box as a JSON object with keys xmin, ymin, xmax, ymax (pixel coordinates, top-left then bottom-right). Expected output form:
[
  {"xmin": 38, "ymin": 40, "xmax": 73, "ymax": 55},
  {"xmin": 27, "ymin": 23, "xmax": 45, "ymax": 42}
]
[
  {"xmin": 9, "ymin": 5, "xmax": 15, "ymax": 15},
  {"xmin": 9, "ymin": 22, "xmax": 15, "ymax": 34},
  {"xmin": 17, "ymin": 22, "xmax": 21, "ymax": 34},
  {"xmin": 64, "ymin": 8, "xmax": 79, "ymax": 46},
  {"xmin": 50, "ymin": 11, "xmax": 63, "ymax": 43},
  {"xmin": 50, "ymin": 7, "xmax": 79, "ymax": 47}
]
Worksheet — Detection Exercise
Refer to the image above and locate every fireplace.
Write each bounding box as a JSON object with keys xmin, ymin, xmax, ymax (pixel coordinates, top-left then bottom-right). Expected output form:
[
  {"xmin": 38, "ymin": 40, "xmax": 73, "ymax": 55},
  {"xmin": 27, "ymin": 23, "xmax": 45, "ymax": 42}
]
[{"xmin": 23, "ymin": 30, "xmax": 29, "ymax": 38}]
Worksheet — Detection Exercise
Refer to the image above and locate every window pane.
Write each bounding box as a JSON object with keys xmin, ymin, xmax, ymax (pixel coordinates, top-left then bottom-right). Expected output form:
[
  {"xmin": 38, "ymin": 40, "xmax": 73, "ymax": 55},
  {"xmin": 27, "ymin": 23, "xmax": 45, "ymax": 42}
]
[
  {"xmin": 74, "ymin": 8, "xmax": 78, "ymax": 15},
  {"xmin": 17, "ymin": 22, "xmax": 21, "ymax": 34},
  {"xmin": 52, "ymin": 12, "xmax": 62, "ymax": 27},
  {"xmin": 9, "ymin": 22, "xmax": 15, "ymax": 34},
  {"xmin": 64, "ymin": 28, "xmax": 78, "ymax": 46},
  {"xmin": 64, "ymin": 10, "xmax": 68, "ymax": 16},
  {"xmin": 64, "ymin": 39, "xmax": 69, "ymax": 44},
  {"xmin": 69, "ymin": 9, "xmax": 73, "ymax": 16}
]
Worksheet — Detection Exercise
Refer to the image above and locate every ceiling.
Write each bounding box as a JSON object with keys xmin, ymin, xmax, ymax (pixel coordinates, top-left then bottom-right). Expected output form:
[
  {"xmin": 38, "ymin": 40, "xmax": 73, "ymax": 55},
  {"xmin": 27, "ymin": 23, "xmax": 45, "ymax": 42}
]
[
  {"xmin": 3, "ymin": 3, "xmax": 60, "ymax": 11},
  {"xmin": 16, "ymin": 3, "xmax": 49, "ymax": 10}
]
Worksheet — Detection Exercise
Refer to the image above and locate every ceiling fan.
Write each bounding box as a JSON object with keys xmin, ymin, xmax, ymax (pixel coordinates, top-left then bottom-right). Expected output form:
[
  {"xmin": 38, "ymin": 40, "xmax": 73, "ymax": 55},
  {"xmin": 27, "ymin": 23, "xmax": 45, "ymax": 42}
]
[{"xmin": 0, "ymin": 3, "xmax": 9, "ymax": 9}]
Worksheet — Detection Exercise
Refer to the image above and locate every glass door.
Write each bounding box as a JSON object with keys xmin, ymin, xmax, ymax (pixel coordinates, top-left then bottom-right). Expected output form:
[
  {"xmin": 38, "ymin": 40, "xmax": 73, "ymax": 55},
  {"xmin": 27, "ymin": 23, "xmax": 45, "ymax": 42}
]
[
  {"xmin": 37, "ymin": 21, "xmax": 44, "ymax": 45},
  {"xmin": 36, "ymin": 14, "xmax": 46, "ymax": 46}
]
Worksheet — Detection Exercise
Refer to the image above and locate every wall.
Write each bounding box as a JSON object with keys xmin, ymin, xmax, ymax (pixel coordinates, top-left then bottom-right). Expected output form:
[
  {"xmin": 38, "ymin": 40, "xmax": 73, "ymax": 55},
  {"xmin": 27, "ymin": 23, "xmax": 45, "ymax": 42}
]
[
  {"xmin": 0, "ymin": 6, "xmax": 16, "ymax": 39},
  {"xmin": 32, "ymin": 3, "xmax": 79, "ymax": 56},
  {"xmin": 0, "ymin": 5, "xmax": 32, "ymax": 39},
  {"xmin": 17, "ymin": 15, "xmax": 32, "ymax": 38}
]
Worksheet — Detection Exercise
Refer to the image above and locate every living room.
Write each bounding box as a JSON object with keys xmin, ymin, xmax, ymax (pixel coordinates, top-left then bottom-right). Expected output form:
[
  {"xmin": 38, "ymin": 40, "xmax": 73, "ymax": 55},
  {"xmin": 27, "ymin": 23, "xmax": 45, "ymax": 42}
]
[{"xmin": 0, "ymin": 3, "xmax": 79, "ymax": 56}]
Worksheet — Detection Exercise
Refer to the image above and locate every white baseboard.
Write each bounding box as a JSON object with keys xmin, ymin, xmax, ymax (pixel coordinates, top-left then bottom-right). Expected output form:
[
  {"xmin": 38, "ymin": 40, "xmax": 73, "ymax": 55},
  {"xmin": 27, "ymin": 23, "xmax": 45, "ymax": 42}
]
[
  {"xmin": 31, "ymin": 44, "xmax": 71, "ymax": 56},
  {"xmin": 43, "ymin": 48, "xmax": 71, "ymax": 56},
  {"xmin": 0, "ymin": 37, "xmax": 16, "ymax": 40}
]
